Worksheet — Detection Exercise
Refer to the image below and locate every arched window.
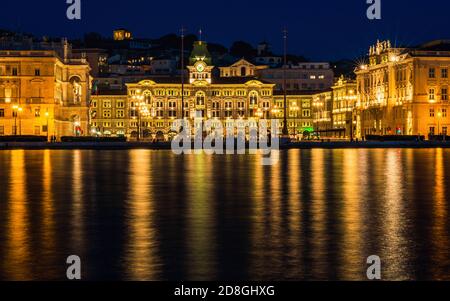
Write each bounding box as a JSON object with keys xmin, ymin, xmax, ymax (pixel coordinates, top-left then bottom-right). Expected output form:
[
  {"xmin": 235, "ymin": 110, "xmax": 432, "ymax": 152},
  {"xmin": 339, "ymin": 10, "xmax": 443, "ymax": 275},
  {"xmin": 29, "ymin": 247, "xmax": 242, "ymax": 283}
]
[
  {"xmin": 249, "ymin": 91, "xmax": 258, "ymax": 105},
  {"xmin": 196, "ymin": 92, "xmax": 205, "ymax": 106},
  {"xmin": 70, "ymin": 76, "xmax": 82, "ymax": 104},
  {"xmin": 143, "ymin": 90, "xmax": 151, "ymax": 104}
]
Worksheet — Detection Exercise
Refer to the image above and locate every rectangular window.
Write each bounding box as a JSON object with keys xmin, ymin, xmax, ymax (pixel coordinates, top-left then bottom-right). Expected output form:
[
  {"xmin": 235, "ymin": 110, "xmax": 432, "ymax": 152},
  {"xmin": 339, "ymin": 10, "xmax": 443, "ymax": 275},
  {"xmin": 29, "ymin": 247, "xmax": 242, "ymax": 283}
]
[
  {"xmin": 103, "ymin": 110, "xmax": 111, "ymax": 118},
  {"xmin": 0, "ymin": 125, "xmax": 4, "ymax": 135},
  {"xmin": 34, "ymin": 126, "xmax": 40, "ymax": 135},
  {"xmin": 12, "ymin": 68, "xmax": 18, "ymax": 76},
  {"xmin": 103, "ymin": 100, "xmax": 112, "ymax": 108},
  {"xmin": 429, "ymin": 127, "xmax": 435, "ymax": 135},
  {"xmin": 116, "ymin": 110, "xmax": 125, "ymax": 118},
  {"xmin": 429, "ymin": 89, "xmax": 435, "ymax": 101},
  {"xmin": 429, "ymin": 68, "xmax": 436, "ymax": 78},
  {"xmin": 442, "ymin": 69, "xmax": 448, "ymax": 78},
  {"xmin": 442, "ymin": 89, "xmax": 448, "ymax": 101},
  {"xmin": 42, "ymin": 125, "xmax": 48, "ymax": 133},
  {"xmin": 35, "ymin": 69, "xmax": 40, "ymax": 76},
  {"xmin": 0, "ymin": 109, "xmax": 4, "ymax": 118},
  {"xmin": 117, "ymin": 101, "xmax": 124, "ymax": 108},
  {"xmin": 430, "ymin": 108, "xmax": 435, "ymax": 117},
  {"xmin": 35, "ymin": 108, "xmax": 40, "ymax": 117},
  {"xmin": 442, "ymin": 108, "xmax": 447, "ymax": 117},
  {"xmin": 443, "ymin": 127, "xmax": 448, "ymax": 135}
]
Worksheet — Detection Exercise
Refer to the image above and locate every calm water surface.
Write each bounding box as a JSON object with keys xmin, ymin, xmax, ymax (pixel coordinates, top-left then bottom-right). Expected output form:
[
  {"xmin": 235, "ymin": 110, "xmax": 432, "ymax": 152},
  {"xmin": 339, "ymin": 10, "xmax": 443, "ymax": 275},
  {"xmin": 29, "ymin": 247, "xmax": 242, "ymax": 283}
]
[{"xmin": 0, "ymin": 149, "xmax": 449, "ymax": 280}]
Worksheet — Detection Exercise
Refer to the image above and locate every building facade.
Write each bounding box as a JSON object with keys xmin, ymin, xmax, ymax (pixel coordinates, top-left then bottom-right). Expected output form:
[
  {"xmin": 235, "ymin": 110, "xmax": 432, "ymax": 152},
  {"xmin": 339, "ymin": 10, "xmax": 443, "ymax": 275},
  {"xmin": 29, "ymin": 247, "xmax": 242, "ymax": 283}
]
[
  {"xmin": 355, "ymin": 40, "xmax": 450, "ymax": 138},
  {"xmin": 258, "ymin": 62, "xmax": 334, "ymax": 92},
  {"xmin": 331, "ymin": 76, "xmax": 357, "ymax": 138},
  {"xmin": 0, "ymin": 48, "xmax": 91, "ymax": 139},
  {"xmin": 91, "ymin": 40, "xmax": 316, "ymax": 140},
  {"xmin": 312, "ymin": 90, "xmax": 333, "ymax": 136}
]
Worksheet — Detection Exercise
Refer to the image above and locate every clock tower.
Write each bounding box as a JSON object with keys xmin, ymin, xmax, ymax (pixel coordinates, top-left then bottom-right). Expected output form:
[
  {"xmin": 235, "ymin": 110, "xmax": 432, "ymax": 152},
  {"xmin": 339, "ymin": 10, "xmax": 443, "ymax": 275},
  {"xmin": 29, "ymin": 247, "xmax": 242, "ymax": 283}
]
[{"xmin": 188, "ymin": 40, "xmax": 213, "ymax": 84}]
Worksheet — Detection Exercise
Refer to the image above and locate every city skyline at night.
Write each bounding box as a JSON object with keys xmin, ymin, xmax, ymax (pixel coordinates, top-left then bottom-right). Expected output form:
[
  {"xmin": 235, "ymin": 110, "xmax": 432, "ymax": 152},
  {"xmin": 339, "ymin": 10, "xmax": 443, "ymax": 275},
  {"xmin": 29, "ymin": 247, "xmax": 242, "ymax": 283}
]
[
  {"xmin": 1, "ymin": 0, "xmax": 449, "ymax": 60},
  {"xmin": 1, "ymin": 1, "xmax": 450, "ymax": 298}
]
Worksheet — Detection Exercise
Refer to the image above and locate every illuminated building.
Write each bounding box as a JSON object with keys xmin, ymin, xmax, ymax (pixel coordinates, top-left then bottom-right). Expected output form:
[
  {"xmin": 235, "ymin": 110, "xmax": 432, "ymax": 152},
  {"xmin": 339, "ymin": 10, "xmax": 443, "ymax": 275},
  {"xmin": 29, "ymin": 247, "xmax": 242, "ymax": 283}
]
[
  {"xmin": 0, "ymin": 42, "xmax": 91, "ymax": 139},
  {"xmin": 355, "ymin": 40, "xmax": 450, "ymax": 138},
  {"xmin": 331, "ymin": 76, "xmax": 357, "ymax": 138},
  {"xmin": 113, "ymin": 29, "xmax": 133, "ymax": 41},
  {"xmin": 91, "ymin": 40, "xmax": 315, "ymax": 139},
  {"xmin": 258, "ymin": 62, "xmax": 334, "ymax": 92},
  {"xmin": 312, "ymin": 90, "xmax": 333, "ymax": 136}
]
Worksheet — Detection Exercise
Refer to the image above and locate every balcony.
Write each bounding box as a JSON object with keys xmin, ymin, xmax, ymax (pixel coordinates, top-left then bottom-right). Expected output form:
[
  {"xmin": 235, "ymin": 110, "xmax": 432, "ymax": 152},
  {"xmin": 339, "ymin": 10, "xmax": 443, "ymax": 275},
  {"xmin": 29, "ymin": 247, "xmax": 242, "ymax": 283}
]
[{"xmin": 26, "ymin": 98, "xmax": 44, "ymax": 104}]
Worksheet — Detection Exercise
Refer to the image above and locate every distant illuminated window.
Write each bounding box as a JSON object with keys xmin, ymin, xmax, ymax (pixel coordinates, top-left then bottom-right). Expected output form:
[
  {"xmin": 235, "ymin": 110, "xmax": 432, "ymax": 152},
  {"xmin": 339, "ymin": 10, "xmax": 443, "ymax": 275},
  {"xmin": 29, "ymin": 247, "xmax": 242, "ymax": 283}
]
[
  {"xmin": 429, "ymin": 89, "xmax": 435, "ymax": 101},
  {"xmin": 429, "ymin": 68, "xmax": 436, "ymax": 78}
]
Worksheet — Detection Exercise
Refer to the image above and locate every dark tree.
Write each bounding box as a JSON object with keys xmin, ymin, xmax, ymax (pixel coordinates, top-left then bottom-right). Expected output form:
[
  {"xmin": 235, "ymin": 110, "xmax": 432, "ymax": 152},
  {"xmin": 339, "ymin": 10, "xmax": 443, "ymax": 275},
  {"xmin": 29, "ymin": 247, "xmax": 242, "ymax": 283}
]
[{"xmin": 230, "ymin": 41, "xmax": 256, "ymax": 59}]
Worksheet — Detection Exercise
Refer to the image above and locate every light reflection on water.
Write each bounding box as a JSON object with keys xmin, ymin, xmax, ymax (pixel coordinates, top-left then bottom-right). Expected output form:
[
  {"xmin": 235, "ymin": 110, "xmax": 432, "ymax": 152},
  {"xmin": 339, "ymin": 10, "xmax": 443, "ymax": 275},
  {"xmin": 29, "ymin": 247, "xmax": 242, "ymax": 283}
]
[{"xmin": 0, "ymin": 149, "xmax": 449, "ymax": 281}]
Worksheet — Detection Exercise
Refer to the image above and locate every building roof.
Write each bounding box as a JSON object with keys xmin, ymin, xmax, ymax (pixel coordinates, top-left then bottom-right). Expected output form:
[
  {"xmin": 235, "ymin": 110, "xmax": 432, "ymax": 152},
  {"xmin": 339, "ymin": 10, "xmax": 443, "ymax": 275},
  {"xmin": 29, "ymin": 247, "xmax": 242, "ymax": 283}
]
[
  {"xmin": 273, "ymin": 89, "xmax": 332, "ymax": 96},
  {"xmin": 190, "ymin": 41, "xmax": 212, "ymax": 65},
  {"xmin": 212, "ymin": 76, "xmax": 272, "ymax": 85},
  {"xmin": 94, "ymin": 88, "xmax": 127, "ymax": 96},
  {"xmin": 418, "ymin": 40, "xmax": 450, "ymax": 51}
]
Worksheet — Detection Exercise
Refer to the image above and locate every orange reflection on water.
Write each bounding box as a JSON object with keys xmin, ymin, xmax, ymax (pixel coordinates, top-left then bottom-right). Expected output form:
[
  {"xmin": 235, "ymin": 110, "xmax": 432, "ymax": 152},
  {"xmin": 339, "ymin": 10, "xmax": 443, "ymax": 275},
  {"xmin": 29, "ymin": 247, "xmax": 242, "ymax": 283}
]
[
  {"xmin": 382, "ymin": 149, "xmax": 410, "ymax": 280},
  {"xmin": 125, "ymin": 150, "xmax": 159, "ymax": 280},
  {"xmin": 185, "ymin": 154, "xmax": 216, "ymax": 280},
  {"xmin": 71, "ymin": 150, "xmax": 85, "ymax": 250},
  {"xmin": 310, "ymin": 149, "xmax": 327, "ymax": 279},
  {"xmin": 431, "ymin": 148, "xmax": 450, "ymax": 279},
  {"xmin": 340, "ymin": 149, "xmax": 363, "ymax": 279},
  {"xmin": 5, "ymin": 150, "xmax": 31, "ymax": 280},
  {"xmin": 39, "ymin": 150, "xmax": 56, "ymax": 273}
]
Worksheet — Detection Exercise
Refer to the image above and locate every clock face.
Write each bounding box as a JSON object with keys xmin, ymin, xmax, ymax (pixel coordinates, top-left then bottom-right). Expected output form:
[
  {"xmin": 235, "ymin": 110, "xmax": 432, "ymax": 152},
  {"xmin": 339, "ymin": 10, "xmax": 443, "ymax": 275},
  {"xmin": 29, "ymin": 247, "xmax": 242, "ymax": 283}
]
[{"xmin": 196, "ymin": 63, "xmax": 205, "ymax": 72}]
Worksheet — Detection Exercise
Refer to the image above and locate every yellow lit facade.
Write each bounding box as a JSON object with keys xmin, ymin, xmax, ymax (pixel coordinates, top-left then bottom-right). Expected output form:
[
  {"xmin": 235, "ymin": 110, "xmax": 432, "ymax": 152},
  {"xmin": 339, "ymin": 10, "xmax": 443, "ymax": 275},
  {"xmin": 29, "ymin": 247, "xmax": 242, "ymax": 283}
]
[
  {"xmin": 0, "ymin": 50, "xmax": 91, "ymax": 139},
  {"xmin": 91, "ymin": 41, "xmax": 315, "ymax": 140},
  {"xmin": 113, "ymin": 29, "xmax": 133, "ymax": 41},
  {"xmin": 355, "ymin": 40, "xmax": 450, "ymax": 138},
  {"xmin": 331, "ymin": 76, "xmax": 357, "ymax": 138}
]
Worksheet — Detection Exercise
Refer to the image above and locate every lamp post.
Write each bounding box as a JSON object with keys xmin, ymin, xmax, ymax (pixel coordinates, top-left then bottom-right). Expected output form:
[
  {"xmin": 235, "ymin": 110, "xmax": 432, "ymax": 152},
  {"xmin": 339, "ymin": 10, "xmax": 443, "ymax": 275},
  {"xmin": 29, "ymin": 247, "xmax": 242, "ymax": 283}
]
[
  {"xmin": 18, "ymin": 107, "xmax": 22, "ymax": 135},
  {"xmin": 437, "ymin": 111, "xmax": 442, "ymax": 136},
  {"xmin": 12, "ymin": 105, "xmax": 19, "ymax": 135},
  {"xmin": 282, "ymin": 28, "xmax": 288, "ymax": 136},
  {"xmin": 45, "ymin": 111, "xmax": 49, "ymax": 141},
  {"xmin": 13, "ymin": 105, "xmax": 23, "ymax": 136}
]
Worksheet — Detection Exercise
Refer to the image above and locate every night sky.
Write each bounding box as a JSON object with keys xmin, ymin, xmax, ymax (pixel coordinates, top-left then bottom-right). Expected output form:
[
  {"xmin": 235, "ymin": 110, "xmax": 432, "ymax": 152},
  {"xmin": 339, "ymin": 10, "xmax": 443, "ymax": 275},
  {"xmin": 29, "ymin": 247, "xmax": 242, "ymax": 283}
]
[{"xmin": 1, "ymin": 0, "xmax": 450, "ymax": 61}]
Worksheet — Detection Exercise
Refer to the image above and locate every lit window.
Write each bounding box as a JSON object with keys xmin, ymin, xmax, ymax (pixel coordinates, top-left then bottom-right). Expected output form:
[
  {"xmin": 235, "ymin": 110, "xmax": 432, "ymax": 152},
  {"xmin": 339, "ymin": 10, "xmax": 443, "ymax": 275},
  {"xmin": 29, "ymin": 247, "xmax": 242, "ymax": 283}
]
[
  {"xmin": 429, "ymin": 68, "xmax": 436, "ymax": 78},
  {"xmin": 429, "ymin": 89, "xmax": 435, "ymax": 101}
]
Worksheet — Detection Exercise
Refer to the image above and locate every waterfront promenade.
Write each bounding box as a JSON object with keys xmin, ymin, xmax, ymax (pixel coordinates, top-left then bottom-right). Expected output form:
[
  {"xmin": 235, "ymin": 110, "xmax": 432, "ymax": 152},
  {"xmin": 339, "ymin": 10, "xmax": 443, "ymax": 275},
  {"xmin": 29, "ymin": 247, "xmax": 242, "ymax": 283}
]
[{"xmin": 1, "ymin": 140, "xmax": 450, "ymax": 150}]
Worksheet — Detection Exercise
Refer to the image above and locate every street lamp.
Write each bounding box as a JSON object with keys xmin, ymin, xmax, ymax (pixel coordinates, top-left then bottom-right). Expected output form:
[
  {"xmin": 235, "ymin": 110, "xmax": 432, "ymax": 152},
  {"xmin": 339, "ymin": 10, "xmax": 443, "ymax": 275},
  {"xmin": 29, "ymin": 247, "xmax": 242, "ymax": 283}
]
[
  {"xmin": 45, "ymin": 111, "xmax": 49, "ymax": 141},
  {"xmin": 12, "ymin": 105, "xmax": 18, "ymax": 135},
  {"xmin": 12, "ymin": 105, "xmax": 22, "ymax": 135},
  {"xmin": 437, "ymin": 111, "xmax": 442, "ymax": 136},
  {"xmin": 18, "ymin": 107, "xmax": 23, "ymax": 135}
]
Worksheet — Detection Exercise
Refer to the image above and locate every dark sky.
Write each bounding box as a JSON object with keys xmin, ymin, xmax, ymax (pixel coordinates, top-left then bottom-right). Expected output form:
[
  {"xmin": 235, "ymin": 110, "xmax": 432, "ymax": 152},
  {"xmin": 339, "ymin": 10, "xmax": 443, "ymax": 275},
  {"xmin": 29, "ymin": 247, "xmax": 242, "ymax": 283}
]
[{"xmin": 1, "ymin": 0, "xmax": 449, "ymax": 61}]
